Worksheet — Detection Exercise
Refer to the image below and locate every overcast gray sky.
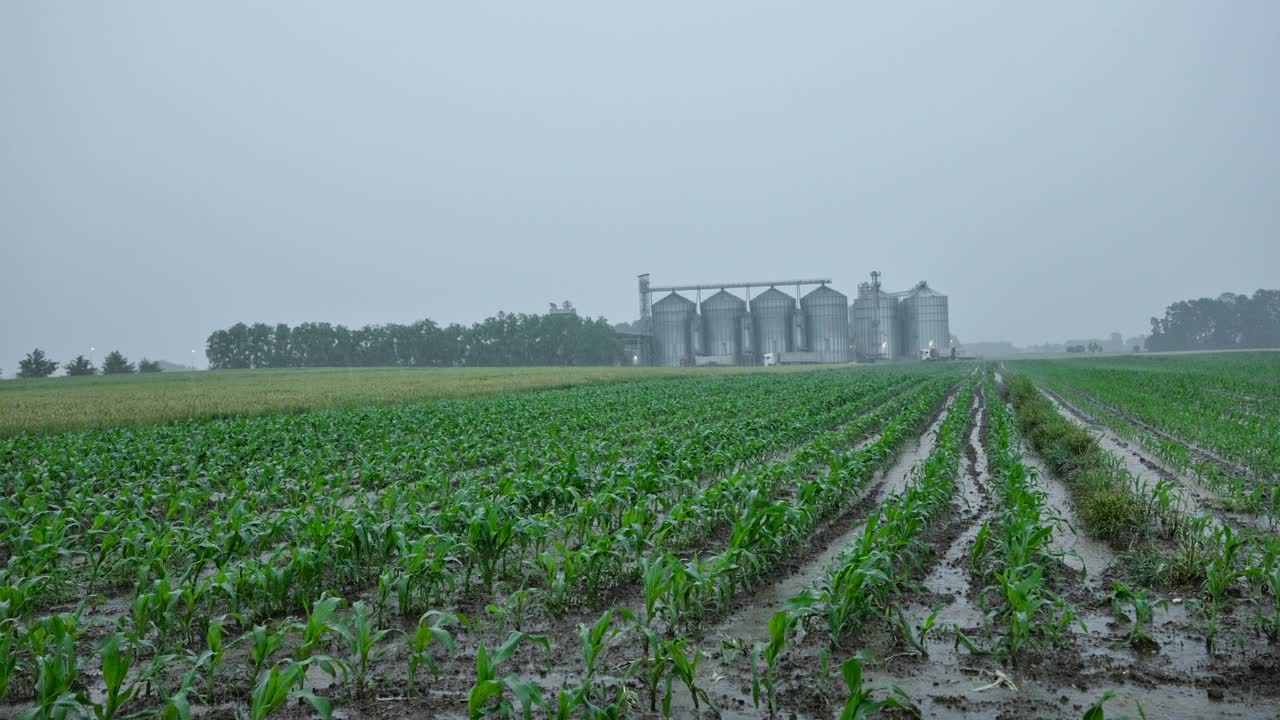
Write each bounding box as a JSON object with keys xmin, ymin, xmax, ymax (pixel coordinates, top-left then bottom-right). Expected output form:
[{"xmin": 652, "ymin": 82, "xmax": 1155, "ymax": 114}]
[{"xmin": 3, "ymin": 2, "xmax": 1277, "ymax": 373}]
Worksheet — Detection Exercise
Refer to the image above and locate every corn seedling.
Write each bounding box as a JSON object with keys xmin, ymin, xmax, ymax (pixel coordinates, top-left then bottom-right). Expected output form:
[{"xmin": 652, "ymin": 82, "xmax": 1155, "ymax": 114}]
[
  {"xmin": 408, "ymin": 611, "xmax": 457, "ymax": 697},
  {"xmin": 18, "ymin": 612, "xmax": 86, "ymax": 720},
  {"xmin": 335, "ymin": 600, "xmax": 394, "ymax": 696},
  {"xmin": 575, "ymin": 609, "xmax": 625, "ymax": 707},
  {"xmin": 1203, "ymin": 524, "xmax": 1247, "ymax": 652},
  {"xmin": 838, "ymin": 653, "xmax": 912, "ymax": 720},
  {"xmin": 201, "ymin": 619, "xmax": 226, "ymax": 702},
  {"xmin": 242, "ymin": 624, "xmax": 286, "ymax": 685},
  {"xmin": 468, "ymin": 631, "xmax": 551, "ymax": 720},
  {"xmin": 1081, "ymin": 690, "xmax": 1147, "ymax": 720},
  {"xmin": 91, "ymin": 634, "xmax": 136, "ymax": 720},
  {"xmin": 248, "ymin": 658, "xmax": 333, "ymax": 720},
  {"xmin": 663, "ymin": 638, "xmax": 713, "ymax": 714},
  {"xmin": 1109, "ymin": 583, "xmax": 1164, "ymax": 650},
  {"xmin": 751, "ymin": 608, "xmax": 803, "ymax": 718},
  {"xmin": 891, "ymin": 605, "xmax": 942, "ymax": 658}
]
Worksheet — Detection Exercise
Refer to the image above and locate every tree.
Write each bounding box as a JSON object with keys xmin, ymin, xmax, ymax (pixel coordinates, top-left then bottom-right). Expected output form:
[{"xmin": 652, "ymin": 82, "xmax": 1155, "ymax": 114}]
[
  {"xmin": 1147, "ymin": 289, "xmax": 1280, "ymax": 351},
  {"xmin": 101, "ymin": 350, "xmax": 135, "ymax": 375},
  {"xmin": 64, "ymin": 355, "xmax": 97, "ymax": 376},
  {"xmin": 269, "ymin": 323, "xmax": 294, "ymax": 368},
  {"xmin": 17, "ymin": 349, "xmax": 59, "ymax": 378},
  {"xmin": 137, "ymin": 358, "xmax": 162, "ymax": 373},
  {"xmin": 203, "ymin": 307, "xmax": 625, "ymax": 371}
]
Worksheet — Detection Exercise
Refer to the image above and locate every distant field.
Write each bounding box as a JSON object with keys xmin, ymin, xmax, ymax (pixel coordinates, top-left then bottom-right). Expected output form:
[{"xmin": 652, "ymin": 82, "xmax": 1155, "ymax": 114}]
[{"xmin": 0, "ymin": 364, "xmax": 836, "ymax": 437}]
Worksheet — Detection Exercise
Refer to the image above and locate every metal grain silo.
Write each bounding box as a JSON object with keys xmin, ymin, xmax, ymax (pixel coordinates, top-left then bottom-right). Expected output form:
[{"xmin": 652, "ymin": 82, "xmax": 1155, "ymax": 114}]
[
  {"xmin": 701, "ymin": 290, "xmax": 745, "ymax": 361},
  {"xmin": 751, "ymin": 287, "xmax": 794, "ymax": 356},
  {"xmin": 652, "ymin": 292, "xmax": 696, "ymax": 366},
  {"xmin": 801, "ymin": 285, "xmax": 849, "ymax": 363},
  {"xmin": 850, "ymin": 283, "xmax": 901, "ymax": 361},
  {"xmin": 901, "ymin": 282, "xmax": 950, "ymax": 358}
]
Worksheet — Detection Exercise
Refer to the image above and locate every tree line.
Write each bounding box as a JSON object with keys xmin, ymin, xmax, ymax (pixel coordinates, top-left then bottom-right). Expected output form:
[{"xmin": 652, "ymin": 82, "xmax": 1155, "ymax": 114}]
[
  {"xmin": 1146, "ymin": 289, "xmax": 1280, "ymax": 352},
  {"xmin": 14, "ymin": 349, "xmax": 161, "ymax": 378},
  {"xmin": 204, "ymin": 311, "xmax": 623, "ymax": 369}
]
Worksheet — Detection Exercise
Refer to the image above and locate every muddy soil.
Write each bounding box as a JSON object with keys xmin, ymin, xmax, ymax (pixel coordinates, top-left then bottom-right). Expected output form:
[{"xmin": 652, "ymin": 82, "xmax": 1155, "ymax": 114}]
[{"xmin": 754, "ymin": 386, "xmax": 1280, "ymax": 720}]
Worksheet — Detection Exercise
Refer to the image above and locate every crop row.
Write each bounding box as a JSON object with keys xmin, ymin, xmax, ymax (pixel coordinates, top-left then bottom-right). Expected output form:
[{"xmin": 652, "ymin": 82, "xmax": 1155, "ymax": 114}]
[{"xmin": 968, "ymin": 372, "xmax": 1073, "ymax": 658}]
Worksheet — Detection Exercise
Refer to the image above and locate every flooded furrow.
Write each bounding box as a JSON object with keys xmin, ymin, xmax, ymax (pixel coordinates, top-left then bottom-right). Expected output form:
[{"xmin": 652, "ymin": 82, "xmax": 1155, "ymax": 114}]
[
  {"xmin": 1020, "ymin": 446, "xmax": 1117, "ymax": 585},
  {"xmin": 705, "ymin": 389, "xmax": 959, "ymax": 642}
]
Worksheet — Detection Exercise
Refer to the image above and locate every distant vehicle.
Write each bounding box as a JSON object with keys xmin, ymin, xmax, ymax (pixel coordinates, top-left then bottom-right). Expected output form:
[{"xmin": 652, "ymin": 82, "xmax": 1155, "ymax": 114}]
[{"xmin": 763, "ymin": 351, "xmax": 821, "ymax": 366}]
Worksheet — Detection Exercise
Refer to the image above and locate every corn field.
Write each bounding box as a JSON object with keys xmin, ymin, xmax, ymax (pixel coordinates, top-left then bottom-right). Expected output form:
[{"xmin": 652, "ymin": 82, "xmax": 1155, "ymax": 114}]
[{"xmin": 3, "ymin": 357, "xmax": 1279, "ymax": 719}]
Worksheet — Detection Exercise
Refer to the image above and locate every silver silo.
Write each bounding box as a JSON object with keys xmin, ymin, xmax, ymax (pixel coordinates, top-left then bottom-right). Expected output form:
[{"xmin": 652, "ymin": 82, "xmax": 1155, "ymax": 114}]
[
  {"xmin": 801, "ymin": 285, "xmax": 849, "ymax": 363},
  {"xmin": 850, "ymin": 283, "xmax": 901, "ymax": 361},
  {"xmin": 751, "ymin": 287, "xmax": 794, "ymax": 356},
  {"xmin": 701, "ymin": 290, "xmax": 745, "ymax": 361},
  {"xmin": 652, "ymin": 292, "xmax": 696, "ymax": 366},
  {"xmin": 739, "ymin": 314, "xmax": 754, "ymax": 362},
  {"xmin": 901, "ymin": 282, "xmax": 950, "ymax": 358}
]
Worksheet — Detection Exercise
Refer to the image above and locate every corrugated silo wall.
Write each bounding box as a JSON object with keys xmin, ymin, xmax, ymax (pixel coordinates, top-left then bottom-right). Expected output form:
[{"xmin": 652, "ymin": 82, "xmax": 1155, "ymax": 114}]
[
  {"xmin": 916, "ymin": 293, "xmax": 950, "ymax": 353},
  {"xmin": 750, "ymin": 288, "xmax": 794, "ymax": 356},
  {"xmin": 802, "ymin": 285, "xmax": 849, "ymax": 362},
  {"xmin": 851, "ymin": 290, "xmax": 900, "ymax": 360},
  {"xmin": 901, "ymin": 288, "xmax": 949, "ymax": 356},
  {"xmin": 701, "ymin": 290, "xmax": 745, "ymax": 361},
  {"xmin": 651, "ymin": 293, "xmax": 695, "ymax": 366}
]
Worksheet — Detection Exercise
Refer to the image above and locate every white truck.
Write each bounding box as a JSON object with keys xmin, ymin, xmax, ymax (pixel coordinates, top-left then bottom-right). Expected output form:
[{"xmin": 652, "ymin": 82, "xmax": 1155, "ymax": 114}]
[{"xmin": 763, "ymin": 351, "xmax": 821, "ymax": 366}]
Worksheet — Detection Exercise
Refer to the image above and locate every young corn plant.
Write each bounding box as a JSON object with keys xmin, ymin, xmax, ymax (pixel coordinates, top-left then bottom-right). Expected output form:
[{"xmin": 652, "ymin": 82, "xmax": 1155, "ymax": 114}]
[
  {"xmin": 751, "ymin": 609, "xmax": 802, "ymax": 718},
  {"xmin": 248, "ymin": 658, "xmax": 333, "ymax": 720},
  {"xmin": 243, "ymin": 624, "xmax": 286, "ymax": 685},
  {"xmin": 294, "ymin": 595, "xmax": 344, "ymax": 664},
  {"xmin": 624, "ymin": 558, "xmax": 674, "ymax": 712},
  {"xmin": 575, "ymin": 610, "xmax": 626, "ymax": 708},
  {"xmin": 335, "ymin": 600, "xmax": 395, "ymax": 696},
  {"xmin": 891, "ymin": 605, "xmax": 942, "ymax": 658},
  {"xmin": 202, "ymin": 619, "xmax": 226, "ymax": 702},
  {"xmin": 1081, "ymin": 690, "xmax": 1148, "ymax": 720},
  {"xmin": 663, "ymin": 638, "xmax": 713, "ymax": 715},
  {"xmin": 1251, "ymin": 538, "xmax": 1280, "ymax": 641},
  {"xmin": 838, "ymin": 653, "xmax": 912, "ymax": 720},
  {"xmin": 18, "ymin": 612, "xmax": 87, "ymax": 720},
  {"xmin": 556, "ymin": 609, "xmax": 634, "ymax": 718},
  {"xmin": 91, "ymin": 634, "xmax": 136, "ymax": 720},
  {"xmin": 408, "ymin": 611, "xmax": 458, "ymax": 698},
  {"xmin": 533, "ymin": 549, "xmax": 570, "ymax": 616},
  {"xmin": 467, "ymin": 631, "xmax": 551, "ymax": 720},
  {"xmin": 1109, "ymin": 583, "xmax": 1164, "ymax": 650},
  {"xmin": 1202, "ymin": 524, "xmax": 1247, "ymax": 653},
  {"xmin": 0, "ymin": 631, "xmax": 17, "ymax": 703},
  {"xmin": 468, "ymin": 505, "xmax": 516, "ymax": 595}
]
